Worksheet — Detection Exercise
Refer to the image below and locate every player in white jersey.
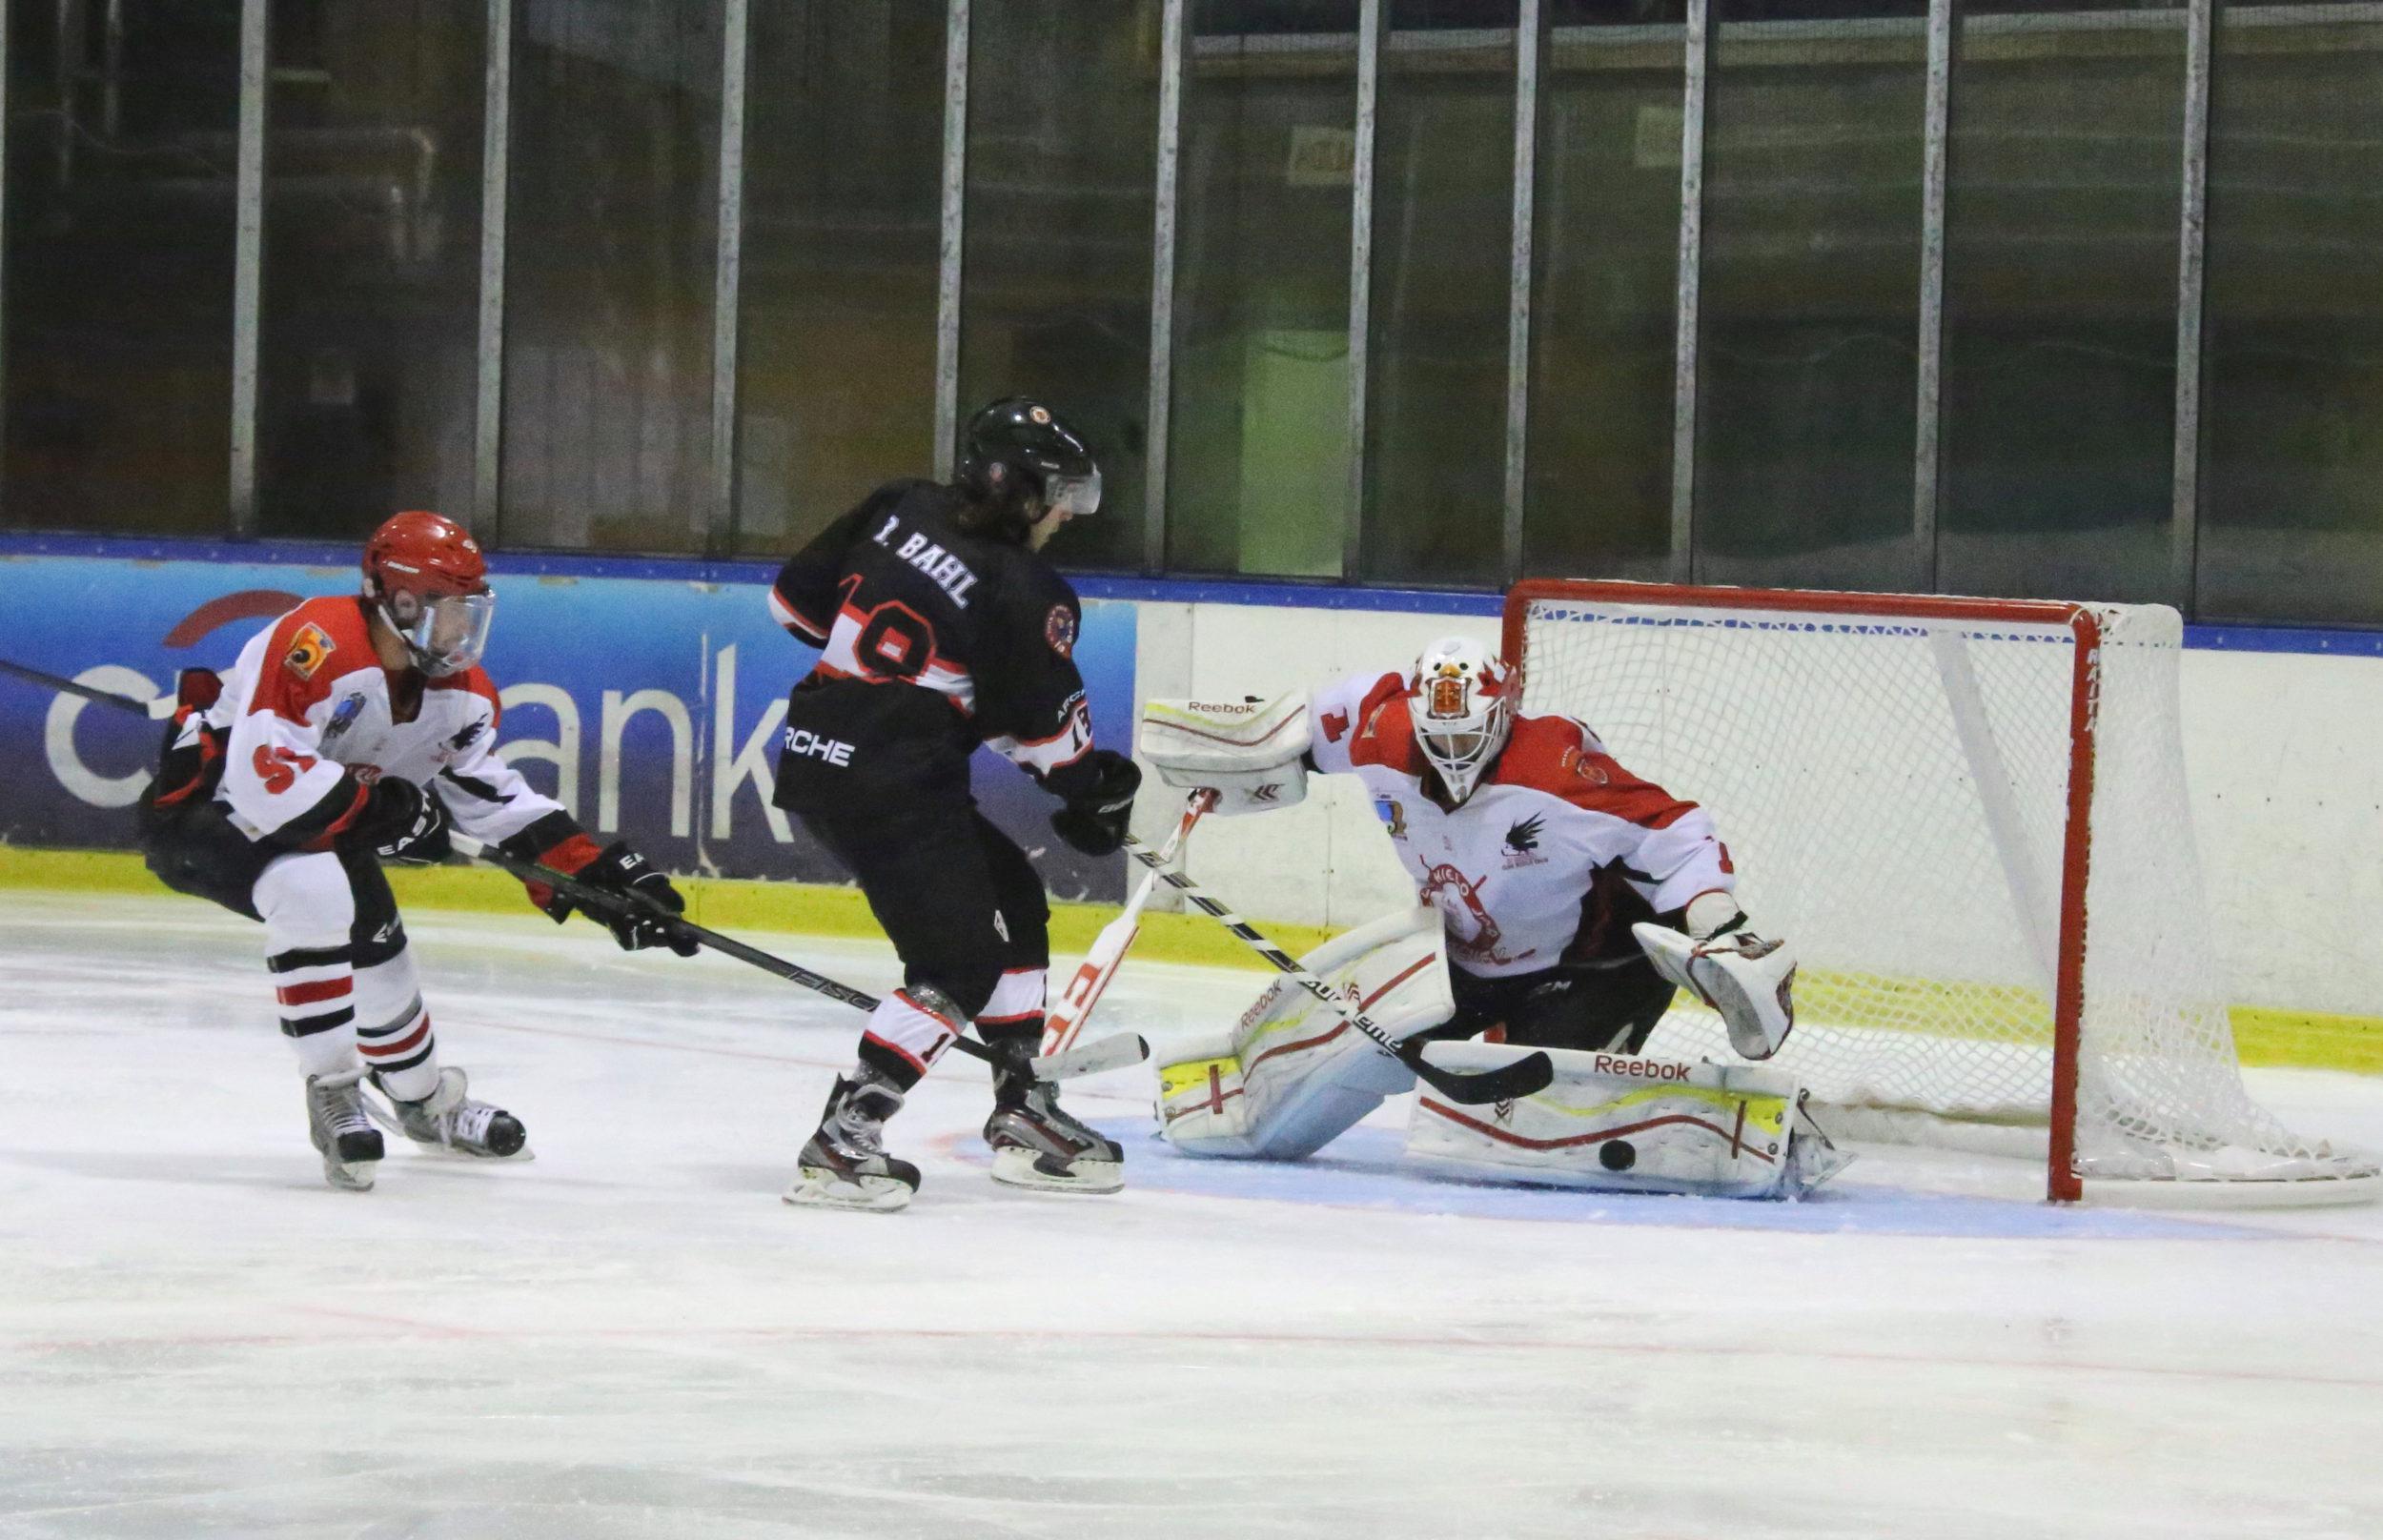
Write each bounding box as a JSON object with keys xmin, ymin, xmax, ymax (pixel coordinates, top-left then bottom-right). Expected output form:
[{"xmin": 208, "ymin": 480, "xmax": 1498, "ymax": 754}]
[
  {"xmin": 136, "ymin": 511, "xmax": 694, "ymax": 1191},
  {"xmin": 1307, "ymin": 637, "xmax": 1792, "ymax": 1060}
]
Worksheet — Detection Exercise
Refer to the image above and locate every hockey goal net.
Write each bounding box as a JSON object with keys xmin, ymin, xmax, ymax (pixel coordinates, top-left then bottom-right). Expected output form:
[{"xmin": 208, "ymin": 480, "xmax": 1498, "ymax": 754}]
[{"xmin": 1505, "ymin": 579, "xmax": 2379, "ymax": 1205}]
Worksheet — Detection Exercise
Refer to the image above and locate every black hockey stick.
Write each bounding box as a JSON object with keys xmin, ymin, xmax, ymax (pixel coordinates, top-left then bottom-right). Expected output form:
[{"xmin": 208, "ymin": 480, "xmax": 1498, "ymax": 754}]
[
  {"xmin": 1118, "ymin": 834, "xmax": 1553, "ymax": 1105},
  {"xmin": 448, "ymin": 834, "xmax": 1145, "ymax": 1084},
  {"xmin": 1, "ymin": 658, "xmax": 175, "ymax": 717}
]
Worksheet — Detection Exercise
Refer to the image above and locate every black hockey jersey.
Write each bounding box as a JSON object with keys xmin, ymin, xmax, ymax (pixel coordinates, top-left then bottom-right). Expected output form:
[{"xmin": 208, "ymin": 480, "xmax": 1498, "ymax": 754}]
[{"xmin": 769, "ymin": 479, "xmax": 1098, "ymax": 810}]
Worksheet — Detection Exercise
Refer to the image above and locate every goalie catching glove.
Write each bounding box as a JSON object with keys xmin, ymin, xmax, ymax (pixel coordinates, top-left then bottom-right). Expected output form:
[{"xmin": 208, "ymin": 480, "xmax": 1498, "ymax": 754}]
[
  {"xmin": 1138, "ymin": 692, "xmax": 1310, "ymax": 815},
  {"xmin": 1633, "ymin": 892, "xmax": 1797, "ymax": 1061}
]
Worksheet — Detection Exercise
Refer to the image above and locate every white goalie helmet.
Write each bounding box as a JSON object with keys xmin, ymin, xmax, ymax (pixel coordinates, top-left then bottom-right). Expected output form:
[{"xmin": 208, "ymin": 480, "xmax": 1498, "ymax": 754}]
[{"xmin": 1408, "ymin": 636, "xmax": 1515, "ymax": 804}]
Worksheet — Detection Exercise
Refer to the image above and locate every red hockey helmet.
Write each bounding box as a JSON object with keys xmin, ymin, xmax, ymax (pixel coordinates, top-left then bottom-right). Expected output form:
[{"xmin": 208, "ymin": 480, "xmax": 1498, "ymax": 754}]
[{"xmin": 361, "ymin": 511, "xmax": 494, "ymax": 677}]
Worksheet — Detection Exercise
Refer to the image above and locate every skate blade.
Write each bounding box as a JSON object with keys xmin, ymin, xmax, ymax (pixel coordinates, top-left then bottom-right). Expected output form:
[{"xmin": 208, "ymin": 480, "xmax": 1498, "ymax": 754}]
[
  {"xmin": 784, "ymin": 1166, "xmax": 914, "ymax": 1212},
  {"xmin": 990, "ymin": 1147, "xmax": 1123, "ymax": 1195},
  {"xmin": 404, "ymin": 1138, "xmax": 536, "ymax": 1163},
  {"xmin": 321, "ymin": 1158, "xmax": 377, "ymax": 1192}
]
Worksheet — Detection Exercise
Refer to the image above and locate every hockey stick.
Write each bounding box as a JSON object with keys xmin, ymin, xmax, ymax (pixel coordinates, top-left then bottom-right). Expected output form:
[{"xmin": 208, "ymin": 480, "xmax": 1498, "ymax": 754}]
[
  {"xmin": 447, "ymin": 833, "xmax": 1145, "ymax": 1084},
  {"xmin": 1117, "ymin": 835, "xmax": 1553, "ymax": 1105},
  {"xmin": 1042, "ymin": 788, "xmax": 1215, "ymax": 1057},
  {"xmin": 1, "ymin": 658, "xmax": 176, "ymax": 718}
]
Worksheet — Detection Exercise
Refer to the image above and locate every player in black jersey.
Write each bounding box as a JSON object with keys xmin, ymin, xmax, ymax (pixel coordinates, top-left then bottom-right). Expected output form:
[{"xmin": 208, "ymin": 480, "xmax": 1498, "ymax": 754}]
[{"xmin": 769, "ymin": 398, "xmax": 1140, "ymax": 1211}]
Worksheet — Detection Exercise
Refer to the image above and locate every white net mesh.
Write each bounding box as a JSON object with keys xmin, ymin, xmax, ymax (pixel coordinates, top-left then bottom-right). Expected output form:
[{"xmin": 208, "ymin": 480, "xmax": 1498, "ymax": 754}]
[{"xmin": 1514, "ymin": 584, "xmax": 2376, "ymax": 1194}]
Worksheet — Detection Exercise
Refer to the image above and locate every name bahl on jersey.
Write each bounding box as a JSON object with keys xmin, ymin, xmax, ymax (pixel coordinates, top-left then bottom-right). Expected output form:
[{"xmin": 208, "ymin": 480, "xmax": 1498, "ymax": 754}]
[
  {"xmin": 765, "ymin": 477, "xmax": 1099, "ymax": 808},
  {"xmin": 1307, "ymin": 670, "xmax": 1737, "ymax": 978}
]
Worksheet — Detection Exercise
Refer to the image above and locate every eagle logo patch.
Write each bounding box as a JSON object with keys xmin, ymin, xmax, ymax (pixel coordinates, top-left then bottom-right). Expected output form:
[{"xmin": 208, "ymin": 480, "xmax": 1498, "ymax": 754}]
[
  {"xmin": 283, "ymin": 623, "xmax": 335, "ymax": 680},
  {"xmin": 1044, "ymin": 605, "xmax": 1076, "ymax": 659}
]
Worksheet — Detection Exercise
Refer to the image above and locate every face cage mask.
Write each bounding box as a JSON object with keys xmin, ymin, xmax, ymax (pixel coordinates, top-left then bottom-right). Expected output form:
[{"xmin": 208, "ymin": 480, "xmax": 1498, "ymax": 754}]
[
  {"xmin": 1415, "ymin": 684, "xmax": 1510, "ymax": 803},
  {"xmin": 385, "ymin": 588, "xmax": 496, "ymax": 677},
  {"xmin": 1045, "ymin": 467, "xmax": 1102, "ymax": 519}
]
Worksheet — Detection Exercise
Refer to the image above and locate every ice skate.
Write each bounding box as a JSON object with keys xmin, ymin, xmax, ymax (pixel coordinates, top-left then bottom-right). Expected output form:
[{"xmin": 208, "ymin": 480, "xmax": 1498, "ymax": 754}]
[
  {"xmin": 305, "ymin": 1068, "xmax": 384, "ymax": 1192},
  {"xmin": 984, "ymin": 1039, "xmax": 1123, "ymax": 1194},
  {"xmin": 371, "ymin": 1066, "xmax": 530, "ymax": 1160},
  {"xmin": 786, "ymin": 1069, "xmax": 920, "ymax": 1212}
]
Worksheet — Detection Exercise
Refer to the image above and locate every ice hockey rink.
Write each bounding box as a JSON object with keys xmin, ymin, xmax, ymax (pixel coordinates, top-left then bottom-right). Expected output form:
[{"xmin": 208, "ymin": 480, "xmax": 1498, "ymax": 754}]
[{"xmin": 5, "ymin": 889, "xmax": 2381, "ymax": 1540}]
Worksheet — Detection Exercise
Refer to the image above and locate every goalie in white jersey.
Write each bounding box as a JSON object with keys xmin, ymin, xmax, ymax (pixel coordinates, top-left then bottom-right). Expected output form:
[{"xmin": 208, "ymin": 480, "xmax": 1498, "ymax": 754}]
[
  {"xmin": 1147, "ymin": 637, "xmax": 1834, "ymax": 1200},
  {"xmin": 1309, "ymin": 637, "xmax": 1793, "ymax": 1062}
]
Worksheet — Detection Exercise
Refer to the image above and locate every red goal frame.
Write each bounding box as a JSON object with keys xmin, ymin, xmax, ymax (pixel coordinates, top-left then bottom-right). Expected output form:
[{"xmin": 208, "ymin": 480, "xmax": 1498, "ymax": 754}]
[{"xmin": 1503, "ymin": 580, "xmax": 2105, "ymax": 1203}]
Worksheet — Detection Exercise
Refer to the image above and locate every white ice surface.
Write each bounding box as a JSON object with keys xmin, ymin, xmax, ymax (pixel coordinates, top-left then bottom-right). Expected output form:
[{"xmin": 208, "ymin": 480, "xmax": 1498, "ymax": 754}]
[{"xmin": 4, "ymin": 890, "xmax": 2383, "ymax": 1540}]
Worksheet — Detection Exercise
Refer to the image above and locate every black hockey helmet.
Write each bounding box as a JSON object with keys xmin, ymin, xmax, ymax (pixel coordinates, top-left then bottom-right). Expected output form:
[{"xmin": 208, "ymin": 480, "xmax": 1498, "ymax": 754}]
[{"xmin": 953, "ymin": 397, "xmax": 1102, "ymax": 532}]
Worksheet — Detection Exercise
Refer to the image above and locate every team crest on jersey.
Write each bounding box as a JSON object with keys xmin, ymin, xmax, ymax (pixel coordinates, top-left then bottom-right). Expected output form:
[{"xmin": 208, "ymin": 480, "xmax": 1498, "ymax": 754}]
[
  {"xmin": 283, "ymin": 622, "xmax": 335, "ymax": 680},
  {"xmin": 320, "ymin": 693, "xmax": 366, "ymax": 748},
  {"xmin": 1375, "ymin": 796, "xmax": 1408, "ymax": 841},
  {"xmin": 1421, "ymin": 862, "xmax": 1522, "ymax": 967},
  {"xmin": 1501, "ymin": 813, "xmax": 1548, "ymax": 869},
  {"xmin": 1044, "ymin": 605, "xmax": 1076, "ymax": 659},
  {"xmin": 1573, "ymin": 750, "xmax": 1610, "ymax": 787}
]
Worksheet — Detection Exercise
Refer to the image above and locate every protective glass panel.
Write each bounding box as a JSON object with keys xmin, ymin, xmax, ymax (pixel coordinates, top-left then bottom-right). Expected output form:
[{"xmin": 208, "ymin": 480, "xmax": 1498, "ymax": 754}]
[
  {"xmin": 3, "ymin": 3, "xmax": 236, "ymax": 534},
  {"xmin": 960, "ymin": 0, "xmax": 1159, "ymax": 574},
  {"xmin": 1522, "ymin": 3, "xmax": 1686, "ymax": 583},
  {"xmin": 1358, "ymin": 4, "xmax": 1516, "ymax": 587},
  {"xmin": 1938, "ymin": 0, "xmax": 2186, "ymax": 604},
  {"xmin": 2195, "ymin": 0, "xmax": 2383, "ymax": 626},
  {"xmin": 499, "ymin": 0, "xmax": 720, "ymax": 554},
  {"xmin": 1168, "ymin": 1, "xmax": 1359, "ymax": 578},
  {"xmin": 258, "ymin": 0, "xmax": 485, "ymax": 540},
  {"xmin": 735, "ymin": 1, "xmax": 944, "ymax": 558},
  {"xmin": 1694, "ymin": 0, "xmax": 1927, "ymax": 591}
]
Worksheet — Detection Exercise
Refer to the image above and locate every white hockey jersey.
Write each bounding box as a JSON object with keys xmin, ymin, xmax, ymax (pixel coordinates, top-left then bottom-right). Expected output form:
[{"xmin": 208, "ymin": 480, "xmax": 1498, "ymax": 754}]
[
  {"xmin": 1308, "ymin": 670, "xmax": 1736, "ymax": 979},
  {"xmin": 181, "ymin": 595, "xmax": 567, "ymax": 852}
]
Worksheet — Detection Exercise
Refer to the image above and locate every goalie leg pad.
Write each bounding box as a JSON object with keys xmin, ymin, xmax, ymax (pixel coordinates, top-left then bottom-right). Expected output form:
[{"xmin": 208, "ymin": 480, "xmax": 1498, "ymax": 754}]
[
  {"xmin": 1402, "ymin": 1043, "xmax": 1851, "ymax": 1200},
  {"xmin": 1157, "ymin": 905, "xmax": 1452, "ymax": 1160}
]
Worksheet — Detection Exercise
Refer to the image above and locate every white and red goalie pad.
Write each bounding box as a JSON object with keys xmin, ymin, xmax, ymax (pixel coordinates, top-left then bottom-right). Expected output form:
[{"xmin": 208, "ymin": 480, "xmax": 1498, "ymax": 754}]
[
  {"xmin": 1156, "ymin": 905, "xmax": 1452, "ymax": 1160},
  {"xmin": 1404, "ymin": 1043, "xmax": 1851, "ymax": 1200},
  {"xmin": 1139, "ymin": 693, "xmax": 1311, "ymax": 817}
]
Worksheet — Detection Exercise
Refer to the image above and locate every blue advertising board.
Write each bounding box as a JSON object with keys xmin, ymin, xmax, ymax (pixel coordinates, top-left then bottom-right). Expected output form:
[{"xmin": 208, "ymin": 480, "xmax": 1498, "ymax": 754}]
[{"xmin": 0, "ymin": 554, "xmax": 1136, "ymax": 902}]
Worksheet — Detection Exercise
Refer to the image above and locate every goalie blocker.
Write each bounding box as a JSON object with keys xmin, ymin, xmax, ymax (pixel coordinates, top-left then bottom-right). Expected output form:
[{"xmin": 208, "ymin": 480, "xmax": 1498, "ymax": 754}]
[{"xmin": 1156, "ymin": 908, "xmax": 1846, "ymax": 1199}]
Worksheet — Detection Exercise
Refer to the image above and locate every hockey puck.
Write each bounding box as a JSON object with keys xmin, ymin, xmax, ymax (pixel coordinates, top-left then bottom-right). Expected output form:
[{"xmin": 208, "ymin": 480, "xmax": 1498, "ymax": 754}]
[{"xmin": 1599, "ymin": 1139, "xmax": 1638, "ymax": 1172}]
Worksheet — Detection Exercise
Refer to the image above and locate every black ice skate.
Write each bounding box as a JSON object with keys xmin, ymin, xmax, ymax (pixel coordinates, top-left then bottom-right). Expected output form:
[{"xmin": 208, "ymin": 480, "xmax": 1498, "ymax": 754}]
[
  {"xmin": 785, "ymin": 1069, "xmax": 921, "ymax": 1212},
  {"xmin": 305, "ymin": 1068, "xmax": 385, "ymax": 1192},
  {"xmin": 371, "ymin": 1066, "xmax": 530, "ymax": 1160},
  {"xmin": 984, "ymin": 1039, "xmax": 1123, "ymax": 1194}
]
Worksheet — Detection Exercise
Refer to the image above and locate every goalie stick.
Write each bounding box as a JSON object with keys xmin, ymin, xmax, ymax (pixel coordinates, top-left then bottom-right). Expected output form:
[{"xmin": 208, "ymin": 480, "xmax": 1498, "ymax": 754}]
[
  {"xmin": 11, "ymin": 661, "xmax": 1141, "ymax": 1084},
  {"xmin": 447, "ymin": 835, "xmax": 1146, "ymax": 1084},
  {"xmin": 1118, "ymin": 834, "xmax": 1554, "ymax": 1106},
  {"xmin": 1041, "ymin": 788, "xmax": 1215, "ymax": 1057}
]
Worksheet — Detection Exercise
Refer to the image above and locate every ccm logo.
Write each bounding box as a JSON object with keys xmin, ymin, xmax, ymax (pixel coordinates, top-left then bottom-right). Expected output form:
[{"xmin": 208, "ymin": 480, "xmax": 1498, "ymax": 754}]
[
  {"xmin": 783, "ymin": 727, "xmax": 856, "ymax": 766},
  {"xmin": 1592, "ymin": 1056, "xmax": 1693, "ymax": 1082}
]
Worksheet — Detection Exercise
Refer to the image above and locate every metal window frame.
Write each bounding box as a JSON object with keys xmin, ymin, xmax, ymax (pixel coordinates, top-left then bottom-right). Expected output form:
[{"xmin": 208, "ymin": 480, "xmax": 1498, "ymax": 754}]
[
  {"xmin": 1344, "ymin": 0, "xmax": 1384, "ymax": 583},
  {"xmin": 1914, "ymin": 0, "xmax": 1954, "ymax": 589},
  {"xmin": 473, "ymin": 0, "xmax": 514, "ymax": 535},
  {"xmin": 933, "ymin": 0, "xmax": 970, "ymax": 481},
  {"xmin": 1144, "ymin": 0, "xmax": 1189, "ymax": 575},
  {"xmin": 1502, "ymin": 0, "xmax": 1543, "ymax": 588},
  {"xmin": 0, "ymin": 13, "xmax": 10, "ymax": 519},
  {"xmin": 708, "ymin": 0, "xmax": 753, "ymax": 557},
  {"xmin": 2170, "ymin": 0, "xmax": 2213, "ymax": 613},
  {"xmin": 228, "ymin": 0, "xmax": 270, "ymax": 537},
  {"xmin": 1669, "ymin": 0, "xmax": 1711, "ymax": 583}
]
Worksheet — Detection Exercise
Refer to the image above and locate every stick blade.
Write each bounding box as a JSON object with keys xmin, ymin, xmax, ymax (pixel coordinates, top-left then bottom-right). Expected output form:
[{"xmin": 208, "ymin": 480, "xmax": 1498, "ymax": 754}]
[
  {"xmin": 1407, "ymin": 1044, "xmax": 1555, "ymax": 1105},
  {"xmin": 1031, "ymin": 1032, "xmax": 1149, "ymax": 1083}
]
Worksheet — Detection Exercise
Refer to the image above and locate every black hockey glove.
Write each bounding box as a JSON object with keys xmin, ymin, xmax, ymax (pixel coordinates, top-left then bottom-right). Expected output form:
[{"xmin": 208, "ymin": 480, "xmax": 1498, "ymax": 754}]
[
  {"xmin": 351, "ymin": 777, "xmax": 452, "ymax": 865},
  {"xmin": 1050, "ymin": 750, "xmax": 1141, "ymax": 858},
  {"xmin": 575, "ymin": 841, "xmax": 700, "ymax": 956}
]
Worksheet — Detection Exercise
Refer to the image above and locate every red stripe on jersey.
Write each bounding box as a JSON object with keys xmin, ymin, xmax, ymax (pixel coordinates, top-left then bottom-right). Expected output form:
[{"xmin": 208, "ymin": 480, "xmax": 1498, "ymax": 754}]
[
  {"xmin": 1490, "ymin": 715, "xmax": 1701, "ymax": 829},
  {"xmin": 1345, "ymin": 687, "xmax": 1429, "ymax": 778},
  {"xmin": 249, "ymin": 597, "xmax": 377, "ymax": 726},
  {"xmin": 538, "ymin": 832, "xmax": 606, "ymax": 876},
  {"xmin": 275, "ymin": 977, "xmax": 355, "ymax": 1007}
]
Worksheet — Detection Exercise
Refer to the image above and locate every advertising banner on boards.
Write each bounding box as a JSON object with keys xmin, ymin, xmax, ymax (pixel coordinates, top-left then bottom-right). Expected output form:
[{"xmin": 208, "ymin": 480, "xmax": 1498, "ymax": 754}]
[{"xmin": 0, "ymin": 553, "xmax": 1135, "ymax": 902}]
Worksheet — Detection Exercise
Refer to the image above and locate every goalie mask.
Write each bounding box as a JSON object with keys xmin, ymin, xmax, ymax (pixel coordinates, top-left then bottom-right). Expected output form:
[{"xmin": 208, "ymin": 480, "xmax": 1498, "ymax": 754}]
[{"xmin": 1409, "ymin": 637, "xmax": 1514, "ymax": 804}]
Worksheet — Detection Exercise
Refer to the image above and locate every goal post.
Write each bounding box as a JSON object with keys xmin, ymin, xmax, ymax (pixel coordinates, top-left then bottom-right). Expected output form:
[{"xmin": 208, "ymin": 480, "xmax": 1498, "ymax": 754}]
[{"xmin": 1503, "ymin": 578, "xmax": 2379, "ymax": 1206}]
